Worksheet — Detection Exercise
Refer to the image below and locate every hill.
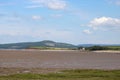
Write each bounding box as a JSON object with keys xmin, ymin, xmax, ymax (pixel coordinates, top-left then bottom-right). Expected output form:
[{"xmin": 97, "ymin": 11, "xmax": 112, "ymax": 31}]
[{"xmin": 0, "ymin": 40, "xmax": 77, "ymax": 49}]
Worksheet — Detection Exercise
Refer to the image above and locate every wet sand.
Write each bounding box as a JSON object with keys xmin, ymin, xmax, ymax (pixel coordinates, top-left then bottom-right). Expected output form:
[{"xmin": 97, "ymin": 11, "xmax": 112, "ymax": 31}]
[{"xmin": 0, "ymin": 50, "xmax": 120, "ymax": 70}]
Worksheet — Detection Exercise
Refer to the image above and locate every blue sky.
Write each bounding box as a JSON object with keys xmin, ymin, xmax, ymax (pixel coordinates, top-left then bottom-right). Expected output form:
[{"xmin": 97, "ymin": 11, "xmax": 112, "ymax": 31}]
[{"xmin": 0, "ymin": 0, "xmax": 120, "ymax": 44}]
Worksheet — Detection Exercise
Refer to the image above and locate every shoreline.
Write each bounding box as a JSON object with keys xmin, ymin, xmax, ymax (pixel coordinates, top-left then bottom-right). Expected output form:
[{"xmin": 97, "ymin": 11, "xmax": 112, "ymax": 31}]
[
  {"xmin": 0, "ymin": 49, "xmax": 120, "ymax": 53},
  {"xmin": 0, "ymin": 49, "xmax": 78, "ymax": 52},
  {"xmin": 93, "ymin": 50, "xmax": 120, "ymax": 53}
]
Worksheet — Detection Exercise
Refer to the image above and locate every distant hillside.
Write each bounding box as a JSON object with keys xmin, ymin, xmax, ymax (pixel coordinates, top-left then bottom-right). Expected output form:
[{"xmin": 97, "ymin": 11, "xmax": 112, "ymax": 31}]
[{"xmin": 0, "ymin": 40, "xmax": 77, "ymax": 49}]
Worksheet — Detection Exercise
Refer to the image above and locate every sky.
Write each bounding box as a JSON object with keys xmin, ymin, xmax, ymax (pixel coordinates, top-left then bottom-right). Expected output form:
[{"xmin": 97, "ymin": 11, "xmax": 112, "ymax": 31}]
[{"xmin": 0, "ymin": 0, "xmax": 120, "ymax": 44}]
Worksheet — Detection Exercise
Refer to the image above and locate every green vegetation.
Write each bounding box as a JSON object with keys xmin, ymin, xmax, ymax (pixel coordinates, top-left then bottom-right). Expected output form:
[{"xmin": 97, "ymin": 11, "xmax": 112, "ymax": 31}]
[
  {"xmin": 0, "ymin": 69, "xmax": 120, "ymax": 80},
  {"xmin": 107, "ymin": 46, "xmax": 120, "ymax": 50},
  {"xmin": 86, "ymin": 46, "xmax": 108, "ymax": 51},
  {"xmin": 86, "ymin": 46, "xmax": 120, "ymax": 51},
  {"xmin": 29, "ymin": 46, "xmax": 71, "ymax": 50}
]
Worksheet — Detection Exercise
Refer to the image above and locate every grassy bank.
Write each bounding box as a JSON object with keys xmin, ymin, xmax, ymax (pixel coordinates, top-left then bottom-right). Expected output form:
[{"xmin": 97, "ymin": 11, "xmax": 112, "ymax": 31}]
[
  {"xmin": 0, "ymin": 69, "xmax": 120, "ymax": 80},
  {"xmin": 107, "ymin": 46, "xmax": 120, "ymax": 50},
  {"xmin": 29, "ymin": 46, "xmax": 74, "ymax": 50}
]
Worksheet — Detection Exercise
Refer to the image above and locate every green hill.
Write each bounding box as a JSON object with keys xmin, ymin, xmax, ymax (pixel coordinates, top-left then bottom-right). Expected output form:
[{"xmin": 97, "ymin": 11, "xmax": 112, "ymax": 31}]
[{"xmin": 0, "ymin": 40, "xmax": 77, "ymax": 49}]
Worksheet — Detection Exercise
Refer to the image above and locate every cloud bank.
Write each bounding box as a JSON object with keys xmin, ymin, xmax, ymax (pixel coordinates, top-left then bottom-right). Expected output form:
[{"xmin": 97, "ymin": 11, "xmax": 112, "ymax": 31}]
[
  {"xmin": 32, "ymin": 15, "xmax": 43, "ymax": 20},
  {"xmin": 29, "ymin": 0, "xmax": 67, "ymax": 10},
  {"xmin": 83, "ymin": 29, "xmax": 92, "ymax": 34},
  {"xmin": 89, "ymin": 17, "xmax": 120, "ymax": 30},
  {"xmin": 108, "ymin": 0, "xmax": 120, "ymax": 6}
]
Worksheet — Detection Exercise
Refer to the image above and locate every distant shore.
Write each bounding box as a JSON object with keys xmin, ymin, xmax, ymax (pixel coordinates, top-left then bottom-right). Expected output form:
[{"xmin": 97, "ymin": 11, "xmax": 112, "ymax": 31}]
[
  {"xmin": 0, "ymin": 49, "xmax": 120, "ymax": 53},
  {"xmin": 0, "ymin": 49, "xmax": 77, "ymax": 52},
  {"xmin": 93, "ymin": 50, "xmax": 120, "ymax": 53}
]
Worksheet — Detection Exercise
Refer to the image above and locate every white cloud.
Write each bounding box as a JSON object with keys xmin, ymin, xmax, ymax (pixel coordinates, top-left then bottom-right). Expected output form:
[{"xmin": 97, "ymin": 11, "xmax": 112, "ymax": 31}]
[
  {"xmin": 0, "ymin": 13, "xmax": 22, "ymax": 22},
  {"xmin": 32, "ymin": 15, "xmax": 42, "ymax": 20},
  {"xmin": 51, "ymin": 14, "xmax": 63, "ymax": 18},
  {"xmin": 107, "ymin": 0, "xmax": 120, "ymax": 6},
  {"xmin": 83, "ymin": 29, "xmax": 92, "ymax": 34},
  {"xmin": 0, "ymin": 26, "xmax": 73, "ymax": 40},
  {"xmin": 0, "ymin": 16, "xmax": 21, "ymax": 22},
  {"xmin": 29, "ymin": 0, "xmax": 67, "ymax": 10},
  {"xmin": 116, "ymin": 0, "xmax": 120, "ymax": 5},
  {"xmin": 89, "ymin": 17, "xmax": 120, "ymax": 30},
  {"xmin": 26, "ymin": 5, "xmax": 43, "ymax": 8},
  {"xmin": 0, "ymin": 2, "xmax": 15, "ymax": 6},
  {"xmin": 30, "ymin": 29, "xmax": 73, "ymax": 39},
  {"xmin": 0, "ymin": 27, "xmax": 75, "ymax": 44}
]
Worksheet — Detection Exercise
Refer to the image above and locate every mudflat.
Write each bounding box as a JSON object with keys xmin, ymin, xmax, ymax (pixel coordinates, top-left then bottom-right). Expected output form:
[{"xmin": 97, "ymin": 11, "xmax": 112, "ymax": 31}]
[{"xmin": 0, "ymin": 50, "xmax": 120, "ymax": 69}]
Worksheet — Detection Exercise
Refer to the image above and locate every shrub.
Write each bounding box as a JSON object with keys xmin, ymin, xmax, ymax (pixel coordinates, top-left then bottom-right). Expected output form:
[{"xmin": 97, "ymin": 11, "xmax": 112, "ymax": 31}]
[{"xmin": 87, "ymin": 46, "xmax": 108, "ymax": 51}]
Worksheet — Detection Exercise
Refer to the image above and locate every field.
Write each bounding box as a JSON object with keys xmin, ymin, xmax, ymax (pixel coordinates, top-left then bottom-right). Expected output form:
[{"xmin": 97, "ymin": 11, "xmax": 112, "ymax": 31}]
[
  {"xmin": 0, "ymin": 50, "xmax": 120, "ymax": 79},
  {"xmin": 29, "ymin": 47, "xmax": 71, "ymax": 50},
  {"xmin": 107, "ymin": 46, "xmax": 120, "ymax": 50},
  {"xmin": 0, "ymin": 69, "xmax": 120, "ymax": 80}
]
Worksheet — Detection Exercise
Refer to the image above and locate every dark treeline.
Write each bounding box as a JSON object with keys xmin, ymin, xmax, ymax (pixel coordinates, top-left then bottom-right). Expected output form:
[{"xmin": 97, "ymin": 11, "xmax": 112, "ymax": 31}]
[{"xmin": 78, "ymin": 46, "xmax": 120, "ymax": 51}]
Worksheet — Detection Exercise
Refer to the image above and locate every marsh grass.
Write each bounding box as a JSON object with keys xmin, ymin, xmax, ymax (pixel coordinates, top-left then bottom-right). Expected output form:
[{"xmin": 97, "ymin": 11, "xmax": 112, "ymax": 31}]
[{"xmin": 0, "ymin": 69, "xmax": 120, "ymax": 80}]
